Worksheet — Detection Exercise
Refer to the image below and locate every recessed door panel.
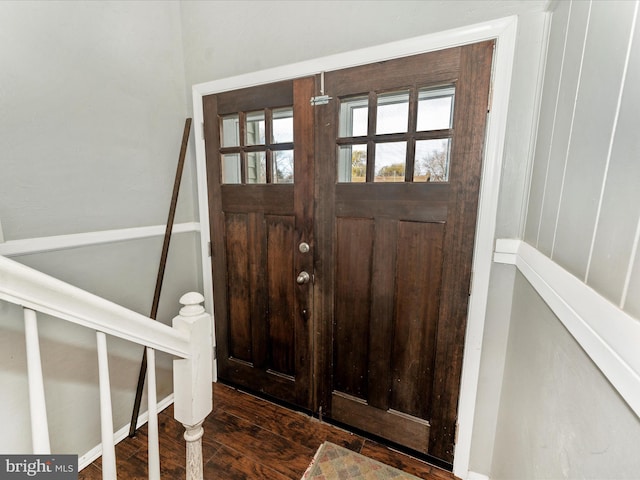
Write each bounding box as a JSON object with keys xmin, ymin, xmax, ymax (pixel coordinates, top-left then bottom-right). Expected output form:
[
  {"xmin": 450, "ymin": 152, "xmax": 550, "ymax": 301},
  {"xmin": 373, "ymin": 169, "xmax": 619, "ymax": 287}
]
[
  {"xmin": 266, "ymin": 214, "xmax": 296, "ymax": 377},
  {"xmin": 224, "ymin": 212, "xmax": 252, "ymax": 363},
  {"xmin": 390, "ymin": 221, "xmax": 443, "ymax": 420},
  {"xmin": 334, "ymin": 217, "xmax": 374, "ymax": 399}
]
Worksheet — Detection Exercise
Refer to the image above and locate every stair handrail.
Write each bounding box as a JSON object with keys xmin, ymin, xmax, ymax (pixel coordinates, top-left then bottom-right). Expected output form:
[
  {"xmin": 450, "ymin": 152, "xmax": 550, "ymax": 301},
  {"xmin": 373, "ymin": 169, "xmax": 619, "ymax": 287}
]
[
  {"xmin": 0, "ymin": 254, "xmax": 213, "ymax": 480},
  {"xmin": 0, "ymin": 255, "xmax": 190, "ymax": 357}
]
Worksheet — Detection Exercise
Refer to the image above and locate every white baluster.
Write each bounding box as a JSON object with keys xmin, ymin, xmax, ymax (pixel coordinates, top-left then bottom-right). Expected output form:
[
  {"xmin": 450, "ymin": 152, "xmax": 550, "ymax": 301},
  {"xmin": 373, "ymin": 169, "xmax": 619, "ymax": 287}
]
[
  {"xmin": 172, "ymin": 292, "xmax": 213, "ymax": 480},
  {"xmin": 96, "ymin": 331, "xmax": 117, "ymax": 480},
  {"xmin": 23, "ymin": 307, "xmax": 51, "ymax": 454},
  {"xmin": 147, "ymin": 347, "xmax": 160, "ymax": 480}
]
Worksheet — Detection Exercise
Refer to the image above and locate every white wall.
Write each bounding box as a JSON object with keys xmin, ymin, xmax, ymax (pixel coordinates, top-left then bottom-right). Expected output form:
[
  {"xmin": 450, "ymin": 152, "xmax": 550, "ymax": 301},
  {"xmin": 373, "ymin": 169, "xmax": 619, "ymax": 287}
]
[
  {"xmin": 492, "ymin": 1, "xmax": 640, "ymax": 478},
  {"xmin": 180, "ymin": 0, "xmax": 547, "ymax": 86},
  {"xmin": 0, "ymin": 1, "xmax": 197, "ymax": 239},
  {"xmin": 0, "ymin": 0, "xmax": 200, "ymax": 458},
  {"xmin": 492, "ymin": 273, "xmax": 640, "ymax": 479}
]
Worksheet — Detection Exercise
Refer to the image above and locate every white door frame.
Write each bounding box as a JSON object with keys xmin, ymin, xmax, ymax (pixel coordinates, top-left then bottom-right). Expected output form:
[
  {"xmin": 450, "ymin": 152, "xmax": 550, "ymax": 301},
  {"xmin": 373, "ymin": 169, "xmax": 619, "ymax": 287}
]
[{"xmin": 191, "ymin": 16, "xmax": 518, "ymax": 479}]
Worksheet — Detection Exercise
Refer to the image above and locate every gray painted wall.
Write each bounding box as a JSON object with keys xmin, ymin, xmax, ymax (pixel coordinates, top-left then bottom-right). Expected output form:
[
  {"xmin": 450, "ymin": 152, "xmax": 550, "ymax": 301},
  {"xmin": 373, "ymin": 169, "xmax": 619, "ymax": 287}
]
[
  {"xmin": 493, "ymin": 1, "xmax": 640, "ymax": 478},
  {"xmin": 0, "ymin": 0, "xmax": 197, "ymax": 239},
  {"xmin": 0, "ymin": 1, "xmax": 200, "ymax": 457},
  {"xmin": 180, "ymin": 0, "xmax": 547, "ymax": 86},
  {"xmin": 492, "ymin": 272, "xmax": 640, "ymax": 479}
]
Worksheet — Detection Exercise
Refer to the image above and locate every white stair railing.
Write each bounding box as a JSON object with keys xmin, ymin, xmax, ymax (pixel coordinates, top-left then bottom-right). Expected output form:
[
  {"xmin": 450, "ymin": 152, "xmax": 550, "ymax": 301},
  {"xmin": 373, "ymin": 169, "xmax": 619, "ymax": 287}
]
[{"xmin": 0, "ymin": 255, "xmax": 213, "ymax": 480}]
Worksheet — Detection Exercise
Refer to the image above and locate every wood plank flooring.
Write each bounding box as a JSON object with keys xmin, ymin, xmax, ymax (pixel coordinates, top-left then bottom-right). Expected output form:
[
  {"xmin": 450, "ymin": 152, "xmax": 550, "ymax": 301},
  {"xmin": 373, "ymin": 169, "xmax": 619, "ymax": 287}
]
[{"xmin": 79, "ymin": 383, "xmax": 457, "ymax": 479}]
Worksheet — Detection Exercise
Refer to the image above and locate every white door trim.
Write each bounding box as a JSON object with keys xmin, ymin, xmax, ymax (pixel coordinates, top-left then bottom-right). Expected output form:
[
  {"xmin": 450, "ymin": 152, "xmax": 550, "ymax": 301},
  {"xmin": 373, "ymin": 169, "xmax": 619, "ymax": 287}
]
[{"xmin": 191, "ymin": 16, "xmax": 518, "ymax": 478}]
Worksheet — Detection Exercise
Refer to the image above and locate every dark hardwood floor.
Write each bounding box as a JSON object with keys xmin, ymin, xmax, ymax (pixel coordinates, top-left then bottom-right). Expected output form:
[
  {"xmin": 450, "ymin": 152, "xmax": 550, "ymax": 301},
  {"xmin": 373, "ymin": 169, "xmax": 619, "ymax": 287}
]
[{"xmin": 79, "ymin": 383, "xmax": 457, "ymax": 479}]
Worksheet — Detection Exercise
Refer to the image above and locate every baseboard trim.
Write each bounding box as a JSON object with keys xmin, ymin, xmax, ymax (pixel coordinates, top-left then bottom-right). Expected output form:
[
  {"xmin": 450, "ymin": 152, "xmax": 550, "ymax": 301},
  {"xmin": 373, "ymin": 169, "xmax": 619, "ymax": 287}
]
[
  {"xmin": 78, "ymin": 393, "xmax": 175, "ymax": 471},
  {"xmin": 467, "ymin": 472, "xmax": 490, "ymax": 480},
  {"xmin": 0, "ymin": 222, "xmax": 200, "ymax": 257}
]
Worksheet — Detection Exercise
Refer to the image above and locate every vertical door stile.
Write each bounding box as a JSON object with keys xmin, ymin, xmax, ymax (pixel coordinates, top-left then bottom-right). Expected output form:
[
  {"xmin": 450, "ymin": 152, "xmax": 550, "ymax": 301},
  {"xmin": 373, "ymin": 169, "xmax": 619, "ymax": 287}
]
[
  {"xmin": 428, "ymin": 40, "xmax": 495, "ymax": 462},
  {"xmin": 313, "ymin": 71, "xmax": 339, "ymax": 414},
  {"xmin": 203, "ymin": 92, "xmax": 230, "ymax": 372},
  {"xmin": 293, "ymin": 76, "xmax": 316, "ymax": 407}
]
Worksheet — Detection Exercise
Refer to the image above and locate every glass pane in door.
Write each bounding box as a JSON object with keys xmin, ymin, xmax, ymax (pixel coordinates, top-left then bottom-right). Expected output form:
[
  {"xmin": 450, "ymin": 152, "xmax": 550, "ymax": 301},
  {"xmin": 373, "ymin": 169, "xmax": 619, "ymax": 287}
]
[
  {"xmin": 220, "ymin": 114, "xmax": 240, "ymax": 147},
  {"xmin": 247, "ymin": 152, "xmax": 267, "ymax": 184},
  {"xmin": 246, "ymin": 111, "xmax": 266, "ymax": 145},
  {"xmin": 414, "ymin": 138, "xmax": 451, "ymax": 182},
  {"xmin": 417, "ymin": 86, "xmax": 455, "ymax": 131},
  {"xmin": 376, "ymin": 91, "xmax": 410, "ymax": 135},
  {"xmin": 222, "ymin": 153, "xmax": 241, "ymax": 184},
  {"xmin": 339, "ymin": 96, "xmax": 368, "ymax": 138},
  {"xmin": 374, "ymin": 142, "xmax": 406, "ymax": 182},
  {"xmin": 273, "ymin": 108, "xmax": 294, "ymax": 143},
  {"xmin": 338, "ymin": 144, "xmax": 367, "ymax": 183},
  {"xmin": 273, "ymin": 150, "xmax": 294, "ymax": 183}
]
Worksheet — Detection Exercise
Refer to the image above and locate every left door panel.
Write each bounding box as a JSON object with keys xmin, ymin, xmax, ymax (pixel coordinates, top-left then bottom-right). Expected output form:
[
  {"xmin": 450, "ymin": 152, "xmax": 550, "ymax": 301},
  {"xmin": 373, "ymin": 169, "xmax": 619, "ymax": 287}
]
[{"xmin": 203, "ymin": 77, "xmax": 315, "ymax": 409}]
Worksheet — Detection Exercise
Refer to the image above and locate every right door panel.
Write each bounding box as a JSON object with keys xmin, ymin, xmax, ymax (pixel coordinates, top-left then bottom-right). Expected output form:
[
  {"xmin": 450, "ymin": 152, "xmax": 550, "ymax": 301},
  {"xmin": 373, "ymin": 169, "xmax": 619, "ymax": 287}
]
[{"xmin": 315, "ymin": 41, "xmax": 494, "ymax": 465}]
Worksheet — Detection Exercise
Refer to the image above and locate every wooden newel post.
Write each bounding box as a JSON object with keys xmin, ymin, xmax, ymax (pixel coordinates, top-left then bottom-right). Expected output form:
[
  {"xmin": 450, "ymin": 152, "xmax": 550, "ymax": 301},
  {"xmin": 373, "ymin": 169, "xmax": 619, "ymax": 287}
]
[
  {"xmin": 172, "ymin": 292, "xmax": 213, "ymax": 480},
  {"xmin": 183, "ymin": 422, "xmax": 205, "ymax": 478}
]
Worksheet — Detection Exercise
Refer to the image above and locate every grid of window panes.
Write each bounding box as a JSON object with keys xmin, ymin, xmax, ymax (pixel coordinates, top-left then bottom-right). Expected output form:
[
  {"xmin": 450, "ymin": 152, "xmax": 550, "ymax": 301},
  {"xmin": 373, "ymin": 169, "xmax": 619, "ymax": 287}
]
[
  {"xmin": 337, "ymin": 86, "xmax": 454, "ymax": 183},
  {"xmin": 219, "ymin": 107, "xmax": 294, "ymax": 184}
]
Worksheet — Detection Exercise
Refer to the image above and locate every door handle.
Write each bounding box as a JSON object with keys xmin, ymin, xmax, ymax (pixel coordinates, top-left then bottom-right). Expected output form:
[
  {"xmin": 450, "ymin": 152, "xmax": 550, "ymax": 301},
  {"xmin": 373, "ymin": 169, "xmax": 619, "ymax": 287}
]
[{"xmin": 296, "ymin": 271, "xmax": 311, "ymax": 285}]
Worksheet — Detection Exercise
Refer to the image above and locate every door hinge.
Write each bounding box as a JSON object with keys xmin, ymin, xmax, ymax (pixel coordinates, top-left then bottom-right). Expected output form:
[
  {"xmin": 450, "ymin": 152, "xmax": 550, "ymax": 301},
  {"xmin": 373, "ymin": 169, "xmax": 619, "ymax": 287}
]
[
  {"xmin": 310, "ymin": 95, "xmax": 332, "ymax": 106},
  {"xmin": 487, "ymin": 43, "xmax": 496, "ymax": 112},
  {"xmin": 208, "ymin": 241, "xmax": 213, "ymax": 257},
  {"xmin": 213, "ymin": 345, "xmax": 217, "ymax": 360},
  {"xmin": 201, "ymin": 121, "xmax": 205, "ymax": 139}
]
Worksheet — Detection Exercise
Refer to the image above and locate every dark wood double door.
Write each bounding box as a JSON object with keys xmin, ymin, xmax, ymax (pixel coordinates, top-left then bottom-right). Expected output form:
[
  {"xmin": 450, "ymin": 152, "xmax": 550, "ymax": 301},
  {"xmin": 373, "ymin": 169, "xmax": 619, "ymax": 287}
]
[{"xmin": 203, "ymin": 41, "xmax": 493, "ymax": 466}]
